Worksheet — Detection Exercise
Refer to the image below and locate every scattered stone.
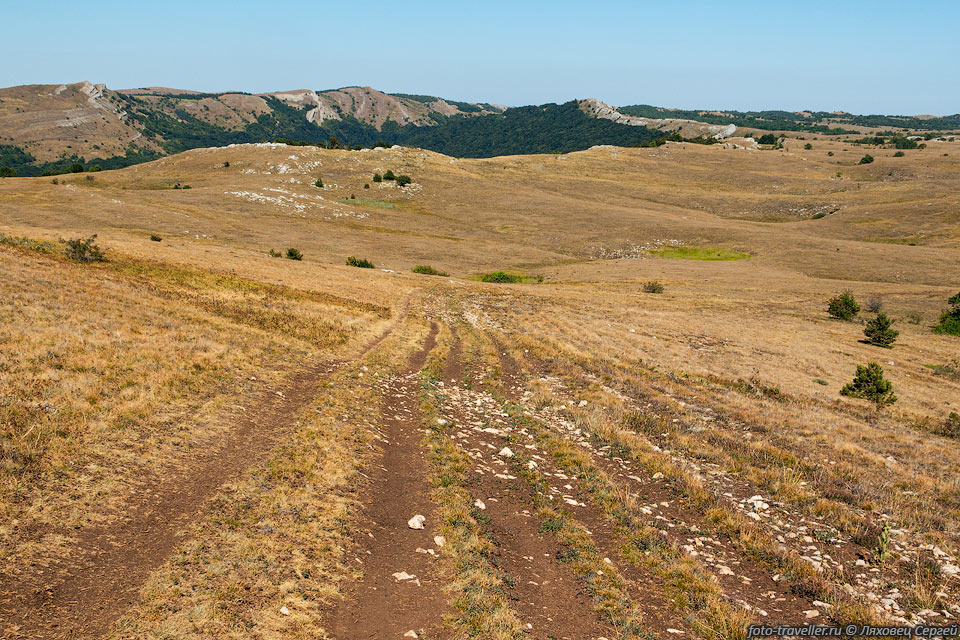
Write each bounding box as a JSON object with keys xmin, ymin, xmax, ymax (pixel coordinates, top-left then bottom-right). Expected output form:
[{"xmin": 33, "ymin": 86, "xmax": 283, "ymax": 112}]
[
  {"xmin": 498, "ymin": 447, "xmax": 514, "ymax": 457},
  {"xmin": 474, "ymin": 499, "xmax": 486, "ymax": 510},
  {"xmin": 408, "ymin": 514, "xmax": 426, "ymax": 530},
  {"xmin": 404, "ymin": 630, "xmax": 418, "ymax": 638},
  {"xmin": 392, "ymin": 571, "xmax": 416, "ymax": 582},
  {"xmin": 804, "ymin": 610, "xmax": 820, "ymax": 619},
  {"xmin": 434, "ymin": 535, "xmax": 445, "ymax": 547},
  {"xmin": 280, "ymin": 606, "xmax": 291, "ymax": 616}
]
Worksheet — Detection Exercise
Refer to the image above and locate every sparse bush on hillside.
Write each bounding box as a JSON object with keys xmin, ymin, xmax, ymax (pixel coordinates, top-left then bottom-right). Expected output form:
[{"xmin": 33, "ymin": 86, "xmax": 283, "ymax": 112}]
[
  {"xmin": 412, "ymin": 265, "xmax": 449, "ymax": 276},
  {"xmin": 893, "ymin": 151, "xmax": 905, "ymax": 157},
  {"xmin": 268, "ymin": 248, "xmax": 282, "ymax": 258},
  {"xmin": 0, "ymin": 166, "xmax": 17, "ymax": 177},
  {"xmin": 364, "ymin": 183, "xmax": 369, "ymax": 189},
  {"xmin": 841, "ymin": 362, "xmax": 896, "ymax": 409},
  {"xmin": 372, "ymin": 173, "xmax": 382, "ymax": 183},
  {"xmin": 395, "ymin": 175, "xmax": 412, "ymax": 187},
  {"xmin": 827, "ymin": 291, "xmax": 860, "ymax": 320},
  {"xmin": 285, "ymin": 247, "xmax": 303, "ymax": 261},
  {"xmin": 346, "ymin": 256, "xmax": 374, "ymax": 269},
  {"xmin": 934, "ymin": 292, "xmax": 960, "ymax": 336},
  {"xmin": 65, "ymin": 235, "xmax": 106, "ymax": 263},
  {"xmin": 934, "ymin": 412, "xmax": 960, "ymax": 439},
  {"xmin": 480, "ymin": 271, "xmax": 522, "ymax": 283},
  {"xmin": 863, "ymin": 312, "xmax": 898, "ymax": 347},
  {"xmin": 383, "ymin": 170, "xmax": 396, "ymax": 181},
  {"xmin": 642, "ymin": 280, "xmax": 664, "ymax": 294},
  {"xmin": 223, "ymin": 161, "xmax": 230, "ymax": 168},
  {"xmin": 758, "ymin": 133, "xmax": 779, "ymax": 145},
  {"xmin": 827, "ymin": 151, "xmax": 834, "ymax": 156},
  {"xmin": 804, "ymin": 143, "xmax": 813, "ymax": 150},
  {"xmin": 859, "ymin": 154, "xmax": 874, "ymax": 165},
  {"xmin": 150, "ymin": 234, "xmax": 162, "ymax": 242},
  {"xmin": 866, "ymin": 296, "xmax": 883, "ymax": 313},
  {"xmin": 314, "ymin": 178, "xmax": 323, "ymax": 188}
]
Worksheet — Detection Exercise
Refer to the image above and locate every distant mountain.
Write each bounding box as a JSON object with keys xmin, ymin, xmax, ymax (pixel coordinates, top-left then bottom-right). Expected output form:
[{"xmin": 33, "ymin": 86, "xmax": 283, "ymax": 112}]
[{"xmin": 3, "ymin": 81, "xmax": 957, "ymax": 177}]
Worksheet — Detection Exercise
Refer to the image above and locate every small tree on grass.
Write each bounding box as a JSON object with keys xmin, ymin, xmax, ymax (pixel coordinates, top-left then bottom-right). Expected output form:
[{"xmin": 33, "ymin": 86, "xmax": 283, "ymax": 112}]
[
  {"xmin": 286, "ymin": 247, "xmax": 303, "ymax": 261},
  {"xmin": 863, "ymin": 312, "xmax": 899, "ymax": 347},
  {"xmin": 372, "ymin": 173, "xmax": 382, "ymax": 183},
  {"xmin": 395, "ymin": 175, "xmax": 412, "ymax": 187},
  {"xmin": 841, "ymin": 362, "xmax": 896, "ymax": 409},
  {"xmin": 827, "ymin": 291, "xmax": 860, "ymax": 320},
  {"xmin": 804, "ymin": 143, "xmax": 813, "ymax": 150},
  {"xmin": 383, "ymin": 170, "xmax": 396, "ymax": 181},
  {"xmin": 859, "ymin": 154, "xmax": 874, "ymax": 165},
  {"xmin": 934, "ymin": 293, "xmax": 960, "ymax": 336},
  {"xmin": 65, "ymin": 235, "xmax": 106, "ymax": 262}
]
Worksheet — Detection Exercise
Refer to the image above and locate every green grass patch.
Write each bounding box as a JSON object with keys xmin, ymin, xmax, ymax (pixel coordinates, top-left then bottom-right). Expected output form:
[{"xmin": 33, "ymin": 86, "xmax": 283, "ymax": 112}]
[
  {"xmin": 340, "ymin": 197, "xmax": 396, "ymax": 209},
  {"xmin": 646, "ymin": 246, "xmax": 750, "ymax": 261}
]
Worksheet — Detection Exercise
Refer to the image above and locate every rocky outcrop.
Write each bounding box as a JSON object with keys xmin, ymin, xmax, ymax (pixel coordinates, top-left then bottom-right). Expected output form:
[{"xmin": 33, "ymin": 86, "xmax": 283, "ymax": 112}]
[{"xmin": 579, "ymin": 98, "xmax": 737, "ymax": 139}]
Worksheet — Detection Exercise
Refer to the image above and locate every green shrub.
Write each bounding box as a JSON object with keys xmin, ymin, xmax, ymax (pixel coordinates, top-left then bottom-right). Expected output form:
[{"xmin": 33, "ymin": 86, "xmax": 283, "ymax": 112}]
[
  {"xmin": 642, "ymin": 280, "xmax": 664, "ymax": 293},
  {"xmin": 223, "ymin": 161, "xmax": 230, "ymax": 168},
  {"xmin": 412, "ymin": 265, "xmax": 449, "ymax": 276},
  {"xmin": 0, "ymin": 166, "xmax": 17, "ymax": 177},
  {"xmin": 480, "ymin": 271, "xmax": 521, "ymax": 283},
  {"xmin": 859, "ymin": 154, "xmax": 874, "ymax": 165},
  {"xmin": 395, "ymin": 175, "xmax": 412, "ymax": 187},
  {"xmin": 804, "ymin": 143, "xmax": 813, "ymax": 150},
  {"xmin": 811, "ymin": 212, "xmax": 827, "ymax": 219},
  {"xmin": 863, "ymin": 312, "xmax": 898, "ymax": 347},
  {"xmin": 372, "ymin": 173, "xmax": 382, "ymax": 183},
  {"xmin": 827, "ymin": 291, "xmax": 860, "ymax": 320},
  {"xmin": 64, "ymin": 235, "xmax": 106, "ymax": 262},
  {"xmin": 827, "ymin": 151, "xmax": 834, "ymax": 156},
  {"xmin": 364, "ymin": 183, "xmax": 370, "ymax": 189},
  {"xmin": 268, "ymin": 249, "xmax": 282, "ymax": 258},
  {"xmin": 346, "ymin": 256, "xmax": 374, "ymax": 268},
  {"xmin": 285, "ymin": 247, "xmax": 303, "ymax": 261},
  {"xmin": 150, "ymin": 234, "xmax": 162, "ymax": 242},
  {"xmin": 934, "ymin": 293, "xmax": 960, "ymax": 336},
  {"xmin": 383, "ymin": 170, "xmax": 396, "ymax": 181},
  {"xmin": 893, "ymin": 151, "xmax": 905, "ymax": 157},
  {"xmin": 314, "ymin": 178, "xmax": 323, "ymax": 188},
  {"xmin": 88, "ymin": 165, "xmax": 102, "ymax": 172},
  {"xmin": 840, "ymin": 362, "xmax": 896, "ymax": 409},
  {"xmin": 934, "ymin": 412, "xmax": 960, "ymax": 438}
]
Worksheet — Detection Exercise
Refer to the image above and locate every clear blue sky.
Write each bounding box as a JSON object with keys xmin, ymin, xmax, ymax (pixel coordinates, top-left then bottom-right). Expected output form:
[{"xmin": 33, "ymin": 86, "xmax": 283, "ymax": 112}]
[{"xmin": 6, "ymin": 0, "xmax": 958, "ymax": 115}]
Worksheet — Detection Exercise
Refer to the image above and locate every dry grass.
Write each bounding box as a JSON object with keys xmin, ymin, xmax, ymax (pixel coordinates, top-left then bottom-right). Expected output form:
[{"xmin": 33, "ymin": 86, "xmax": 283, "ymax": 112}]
[{"xmin": 2, "ymin": 137, "xmax": 959, "ymax": 633}]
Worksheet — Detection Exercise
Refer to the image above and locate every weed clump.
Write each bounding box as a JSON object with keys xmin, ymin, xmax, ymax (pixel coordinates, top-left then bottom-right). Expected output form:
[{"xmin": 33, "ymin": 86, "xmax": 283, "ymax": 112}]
[
  {"xmin": 150, "ymin": 234, "xmax": 162, "ymax": 242},
  {"xmin": 934, "ymin": 293, "xmax": 960, "ymax": 336},
  {"xmin": 285, "ymin": 247, "xmax": 303, "ymax": 261},
  {"xmin": 65, "ymin": 235, "xmax": 106, "ymax": 262},
  {"xmin": 934, "ymin": 413, "xmax": 960, "ymax": 439},
  {"xmin": 314, "ymin": 178, "xmax": 323, "ymax": 188},
  {"xmin": 863, "ymin": 312, "xmax": 898, "ymax": 347},
  {"xmin": 346, "ymin": 256, "xmax": 374, "ymax": 269},
  {"xmin": 480, "ymin": 271, "xmax": 521, "ymax": 283},
  {"xmin": 827, "ymin": 291, "xmax": 860, "ymax": 321},
  {"xmin": 412, "ymin": 265, "xmax": 449, "ymax": 276},
  {"xmin": 268, "ymin": 249, "xmax": 282, "ymax": 258},
  {"xmin": 840, "ymin": 362, "xmax": 896, "ymax": 409},
  {"xmin": 642, "ymin": 280, "xmax": 664, "ymax": 294}
]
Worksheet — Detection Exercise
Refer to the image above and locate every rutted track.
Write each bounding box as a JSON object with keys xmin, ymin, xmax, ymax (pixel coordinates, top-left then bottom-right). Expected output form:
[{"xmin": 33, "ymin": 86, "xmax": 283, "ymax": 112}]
[{"xmin": 0, "ymin": 314, "xmax": 405, "ymax": 639}]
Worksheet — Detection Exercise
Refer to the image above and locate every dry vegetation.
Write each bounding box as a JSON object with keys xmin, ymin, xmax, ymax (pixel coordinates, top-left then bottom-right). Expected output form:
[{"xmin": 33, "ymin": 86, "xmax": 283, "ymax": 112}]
[{"xmin": 0, "ymin": 135, "xmax": 958, "ymax": 638}]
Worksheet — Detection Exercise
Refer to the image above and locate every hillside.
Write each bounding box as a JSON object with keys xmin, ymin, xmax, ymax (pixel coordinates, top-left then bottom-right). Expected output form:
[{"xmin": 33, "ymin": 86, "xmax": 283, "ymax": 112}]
[
  {"xmin": 2, "ymin": 134, "xmax": 960, "ymax": 637},
  {"xmin": 0, "ymin": 82, "xmax": 719, "ymax": 176}
]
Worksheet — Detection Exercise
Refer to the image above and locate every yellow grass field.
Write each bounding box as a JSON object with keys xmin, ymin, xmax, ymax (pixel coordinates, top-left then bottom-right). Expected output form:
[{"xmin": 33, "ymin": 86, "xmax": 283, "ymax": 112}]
[{"xmin": 1, "ymin": 137, "xmax": 958, "ymax": 639}]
